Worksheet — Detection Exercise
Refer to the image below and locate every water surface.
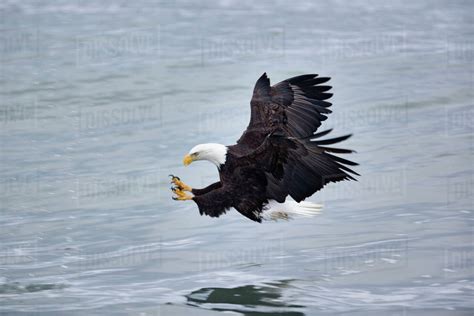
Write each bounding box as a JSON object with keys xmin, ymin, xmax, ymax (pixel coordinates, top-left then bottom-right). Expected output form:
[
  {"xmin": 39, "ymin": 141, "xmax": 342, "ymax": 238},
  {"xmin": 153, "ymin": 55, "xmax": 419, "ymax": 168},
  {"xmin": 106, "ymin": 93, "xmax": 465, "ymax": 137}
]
[{"xmin": 0, "ymin": 0, "xmax": 473, "ymax": 315}]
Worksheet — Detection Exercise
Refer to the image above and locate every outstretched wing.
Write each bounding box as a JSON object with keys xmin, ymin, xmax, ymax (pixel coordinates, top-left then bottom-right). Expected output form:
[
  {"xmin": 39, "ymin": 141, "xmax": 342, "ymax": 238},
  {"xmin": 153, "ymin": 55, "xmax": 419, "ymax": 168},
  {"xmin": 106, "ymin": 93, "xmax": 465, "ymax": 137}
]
[
  {"xmin": 236, "ymin": 72, "xmax": 333, "ymax": 150},
  {"xmin": 246, "ymin": 129, "xmax": 359, "ymax": 203},
  {"xmin": 231, "ymin": 73, "xmax": 358, "ymax": 203}
]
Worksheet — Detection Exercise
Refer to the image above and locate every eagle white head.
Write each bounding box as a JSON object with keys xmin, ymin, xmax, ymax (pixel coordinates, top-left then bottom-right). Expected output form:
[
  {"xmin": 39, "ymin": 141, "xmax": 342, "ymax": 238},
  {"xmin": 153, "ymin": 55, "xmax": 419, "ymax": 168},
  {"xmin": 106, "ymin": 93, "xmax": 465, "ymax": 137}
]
[{"xmin": 183, "ymin": 143, "xmax": 228, "ymax": 168}]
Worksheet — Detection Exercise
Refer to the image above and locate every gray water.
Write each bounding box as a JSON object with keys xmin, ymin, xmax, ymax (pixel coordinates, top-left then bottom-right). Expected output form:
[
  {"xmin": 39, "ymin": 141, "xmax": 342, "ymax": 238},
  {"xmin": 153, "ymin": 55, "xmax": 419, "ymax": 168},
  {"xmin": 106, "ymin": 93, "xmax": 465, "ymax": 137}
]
[{"xmin": 0, "ymin": 1, "xmax": 473, "ymax": 315}]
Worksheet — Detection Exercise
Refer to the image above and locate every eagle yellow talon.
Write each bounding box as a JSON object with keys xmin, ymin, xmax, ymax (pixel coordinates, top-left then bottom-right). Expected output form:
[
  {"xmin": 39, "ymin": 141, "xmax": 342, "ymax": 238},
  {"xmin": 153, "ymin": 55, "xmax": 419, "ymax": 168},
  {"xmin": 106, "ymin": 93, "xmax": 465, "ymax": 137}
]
[
  {"xmin": 170, "ymin": 175, "xmax": 192, "ymax": 192},
  {"xmin": 171, "ymin": 187, "xmax": 192, "ymax": 201}
]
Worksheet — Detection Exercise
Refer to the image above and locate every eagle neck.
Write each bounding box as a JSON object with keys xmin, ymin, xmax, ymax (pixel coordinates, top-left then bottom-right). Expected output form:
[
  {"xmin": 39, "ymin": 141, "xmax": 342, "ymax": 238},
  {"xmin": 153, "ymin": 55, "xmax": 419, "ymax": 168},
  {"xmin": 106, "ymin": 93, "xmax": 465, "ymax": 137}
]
[{"xmin": 204, "ymin": 143, "xmax": 228, "ymax": 168}]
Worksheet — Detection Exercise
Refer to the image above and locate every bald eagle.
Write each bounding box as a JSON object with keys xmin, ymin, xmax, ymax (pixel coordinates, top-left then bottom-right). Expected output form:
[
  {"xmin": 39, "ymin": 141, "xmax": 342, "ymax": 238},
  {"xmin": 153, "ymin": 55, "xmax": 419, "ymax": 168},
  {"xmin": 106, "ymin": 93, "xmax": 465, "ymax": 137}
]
[{"xmin": 170, "ymin": 73, "xmax": 358, "ymax": 222}]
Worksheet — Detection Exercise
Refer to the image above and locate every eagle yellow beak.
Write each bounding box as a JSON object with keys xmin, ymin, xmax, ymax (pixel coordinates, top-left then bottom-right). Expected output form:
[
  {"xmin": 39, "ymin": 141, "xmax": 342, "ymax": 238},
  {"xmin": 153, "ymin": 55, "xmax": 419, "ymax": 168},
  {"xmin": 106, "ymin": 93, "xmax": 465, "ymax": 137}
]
[{"xmin": 183, "ymin": 154, "xmax": 193, "ymax": 166}]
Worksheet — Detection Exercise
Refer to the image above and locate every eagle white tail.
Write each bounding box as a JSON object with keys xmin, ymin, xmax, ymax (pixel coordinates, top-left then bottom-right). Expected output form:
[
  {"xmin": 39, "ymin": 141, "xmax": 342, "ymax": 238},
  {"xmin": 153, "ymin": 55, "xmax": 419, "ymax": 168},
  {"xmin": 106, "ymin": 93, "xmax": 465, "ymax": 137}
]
[{"xmin": 262, "ymin": 199, "xmax": 323, "ymax": 221}]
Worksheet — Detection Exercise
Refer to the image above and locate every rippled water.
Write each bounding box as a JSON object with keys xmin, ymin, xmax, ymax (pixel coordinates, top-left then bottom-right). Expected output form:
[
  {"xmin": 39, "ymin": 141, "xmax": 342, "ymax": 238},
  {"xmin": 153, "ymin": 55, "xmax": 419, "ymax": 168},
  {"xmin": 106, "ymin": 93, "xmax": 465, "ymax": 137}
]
[{"xmin": 1, "ymin": 0, "xmax": 473, "ymax": 315}]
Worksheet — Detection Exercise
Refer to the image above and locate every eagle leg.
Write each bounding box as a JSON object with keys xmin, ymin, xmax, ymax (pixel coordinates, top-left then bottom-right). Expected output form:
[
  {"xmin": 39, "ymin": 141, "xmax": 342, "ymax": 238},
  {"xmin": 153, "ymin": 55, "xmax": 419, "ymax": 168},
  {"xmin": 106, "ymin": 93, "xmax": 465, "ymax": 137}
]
[
  {"xmin": 169, "ymin": 174, "xmax": 192, "ymax": 191},
  {"xmin": 171, "ymin": 187, "xmax": 192, "ymax": 201}
]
